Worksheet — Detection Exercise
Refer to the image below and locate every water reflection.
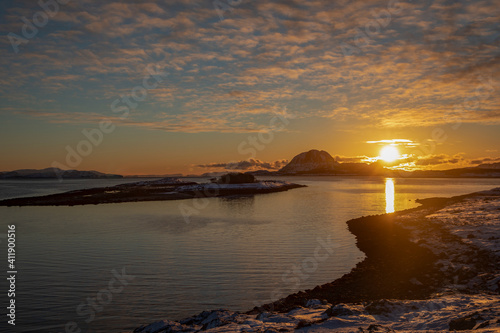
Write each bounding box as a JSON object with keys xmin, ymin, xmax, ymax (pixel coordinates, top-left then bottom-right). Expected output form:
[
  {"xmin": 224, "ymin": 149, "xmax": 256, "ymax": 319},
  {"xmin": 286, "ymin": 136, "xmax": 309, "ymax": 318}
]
[
  {"xmin": 385, "ymin": 178, "xmax": 395, "ymax": 213},
  {"xmin": 218, "ymin": 196, "xmax": 255, "ymax": 216}
]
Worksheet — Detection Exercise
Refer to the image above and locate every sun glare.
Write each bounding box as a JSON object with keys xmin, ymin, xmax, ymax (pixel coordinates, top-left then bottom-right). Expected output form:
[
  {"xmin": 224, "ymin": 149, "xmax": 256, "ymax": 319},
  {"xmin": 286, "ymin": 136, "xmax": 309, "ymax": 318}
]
[
  {"xmin": 379, "ymin": 145, "xmax": 400, "ymax": 163},
  {"xmin": 385, "ymin": 178, "xmax": 395, "ymax": 213}
]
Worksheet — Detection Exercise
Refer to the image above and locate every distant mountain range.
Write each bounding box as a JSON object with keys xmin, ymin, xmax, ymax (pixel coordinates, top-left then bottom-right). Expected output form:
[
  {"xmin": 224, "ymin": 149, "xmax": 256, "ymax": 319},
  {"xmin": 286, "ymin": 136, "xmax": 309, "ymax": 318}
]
[
  {"xmin": 0, "ymin": 168, "xmax": 123, "ymax": 179},
  {"xmin": 245, "ymin": 149, "xmax": 500, "ymax": 178},
  {"xmin": 476, "ymin": 162, "xmax": 500, "ymax": 170},
  {"xmin": 3, "ymin": 154, "xmax": 500, "ymax": 180},
  {"xmin": 408, "ymin": 163, "xmax": 500, "ymax": 178}
]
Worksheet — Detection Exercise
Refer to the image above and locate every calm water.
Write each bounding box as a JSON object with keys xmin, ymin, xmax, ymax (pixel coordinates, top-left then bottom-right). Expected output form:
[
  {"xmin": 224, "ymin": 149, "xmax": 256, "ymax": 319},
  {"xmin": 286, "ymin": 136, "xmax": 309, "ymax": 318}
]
[{"xmin": 1, "ymin": 176, "xmax": 500, "ymax": 333}]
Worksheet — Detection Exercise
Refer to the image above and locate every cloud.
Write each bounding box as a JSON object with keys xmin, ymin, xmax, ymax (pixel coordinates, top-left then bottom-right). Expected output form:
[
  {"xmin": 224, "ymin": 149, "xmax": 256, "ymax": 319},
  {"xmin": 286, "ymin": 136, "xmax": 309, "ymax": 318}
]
[
  {"xmin": 197, "ymin": 159, "xmax": 289, "ymax": 171},
  {"xmin": 1, "ymin": 0, "xmax": 500, "ymax": 133},
  {"xmin": 332, "ymin": 152, "xmax": 500, "ymax": 170},
  {"xmin": 12, "ymin": 109, "xmax": 274, "ymax": 133},
  {"xmin": 414, "ymin": 154, "xmax": 466, "ymax": 166},
  {"xmin": 392, "ymin": 152, "xmax": 500, "ymax": 170},
  {"xmin": 470, "ymin": 157, "xmax": 500, "ymax": 165},
  {"xmin": 335, "ymin": 155, "xmax": 370, "ymax": 163},
  {"xmin": 366, "ymin": 139, "xmax": 419, "ymax": 147}
]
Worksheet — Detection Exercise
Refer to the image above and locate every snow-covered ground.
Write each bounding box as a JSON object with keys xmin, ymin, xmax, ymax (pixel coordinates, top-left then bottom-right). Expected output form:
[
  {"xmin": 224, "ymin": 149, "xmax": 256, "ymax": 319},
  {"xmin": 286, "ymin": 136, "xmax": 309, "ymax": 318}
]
[
  {"xmin": 398, "ymin": 188, "xmax": 500, "ymax": 294},
  {"xmin": 131, "ymin": 188, "xmax": 500, "ymax": 333},
  {"xmin": 133, "ymin": 293, "xmax": 499, "ymax": 332},
  {"xmin": 427, "ymin": 188, "xmax": 500, "ymax": 257}
]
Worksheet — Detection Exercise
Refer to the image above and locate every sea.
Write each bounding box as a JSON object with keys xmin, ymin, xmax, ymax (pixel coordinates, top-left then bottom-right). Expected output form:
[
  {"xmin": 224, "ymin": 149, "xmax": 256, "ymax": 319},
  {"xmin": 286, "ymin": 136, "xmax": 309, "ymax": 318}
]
[{"xmin": 1, "ymin": 176, "xmax": 500, "ymax": 333}]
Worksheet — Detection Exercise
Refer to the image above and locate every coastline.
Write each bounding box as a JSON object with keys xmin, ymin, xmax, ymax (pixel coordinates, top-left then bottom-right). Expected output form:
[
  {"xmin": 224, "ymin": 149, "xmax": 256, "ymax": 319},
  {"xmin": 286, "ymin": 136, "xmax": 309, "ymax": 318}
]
[
  {"xmin": 133, "ymin": 188, "xmax": 500, "ymax": 332},
  {"xmin": 0, "ymin": 178, "xmax": 306, "ymax": 206}
]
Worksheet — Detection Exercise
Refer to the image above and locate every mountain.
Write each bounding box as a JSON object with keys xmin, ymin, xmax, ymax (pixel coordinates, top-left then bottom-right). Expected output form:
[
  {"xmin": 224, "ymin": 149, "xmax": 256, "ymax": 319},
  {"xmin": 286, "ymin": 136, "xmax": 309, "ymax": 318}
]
[
  {"xmin": 407, "ymin": 162, "xmax": 500, "ymax": 178},
  {"xmin": 279, "ymin": 149, "xmax": 340, "ymax": 174},
  {"xmin": 0, "ymin": 168, "xmax": 123, "ymax": 179},
  {"xmin": 336, "ymin": 161, "xmax": 388, "ymax": 176},
  {"xmin": 476, "ymin": 162, "xmax": 500, "ymax": 170}
]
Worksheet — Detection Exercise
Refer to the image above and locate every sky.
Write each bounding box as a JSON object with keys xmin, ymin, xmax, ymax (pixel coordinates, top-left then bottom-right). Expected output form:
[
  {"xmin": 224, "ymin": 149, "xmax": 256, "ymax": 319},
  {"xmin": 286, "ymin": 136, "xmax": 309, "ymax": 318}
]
[{"xmin": 0, "ymin": 0, "xmax": 499, "ymax": 175}]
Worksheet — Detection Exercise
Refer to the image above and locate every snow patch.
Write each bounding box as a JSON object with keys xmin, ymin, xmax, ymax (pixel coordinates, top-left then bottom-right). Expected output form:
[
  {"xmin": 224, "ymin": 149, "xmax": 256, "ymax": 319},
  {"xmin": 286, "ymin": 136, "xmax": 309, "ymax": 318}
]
[{"xmin": 132, "ymin": 294, "xmax": 499, "ymax": 332}]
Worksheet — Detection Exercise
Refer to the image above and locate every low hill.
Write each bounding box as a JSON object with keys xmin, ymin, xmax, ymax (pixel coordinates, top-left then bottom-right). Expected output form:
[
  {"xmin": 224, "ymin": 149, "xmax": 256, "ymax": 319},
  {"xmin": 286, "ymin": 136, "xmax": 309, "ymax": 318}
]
[{"xmin": 0, "ymin": 168, "xmax": 123, "ymax": 179}]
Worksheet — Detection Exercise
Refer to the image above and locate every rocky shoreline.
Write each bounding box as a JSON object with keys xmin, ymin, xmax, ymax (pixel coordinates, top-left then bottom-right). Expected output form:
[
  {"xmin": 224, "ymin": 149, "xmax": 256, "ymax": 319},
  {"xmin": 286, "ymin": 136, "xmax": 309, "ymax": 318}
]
[
  {"xmin": 0, "ymin": 178, "xmax": 306, "ymax": 206},
  {"xmin": 132, "ymin": 188, "xmax": 500, "ymax": 332}
]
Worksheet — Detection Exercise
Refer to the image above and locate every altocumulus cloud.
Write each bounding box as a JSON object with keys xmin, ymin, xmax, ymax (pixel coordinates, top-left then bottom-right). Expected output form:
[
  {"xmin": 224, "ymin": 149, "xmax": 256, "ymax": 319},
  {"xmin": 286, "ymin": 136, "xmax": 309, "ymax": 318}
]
[{"xmin": 1, "ymin": 0, "xmax": 500, "ymax": 133}]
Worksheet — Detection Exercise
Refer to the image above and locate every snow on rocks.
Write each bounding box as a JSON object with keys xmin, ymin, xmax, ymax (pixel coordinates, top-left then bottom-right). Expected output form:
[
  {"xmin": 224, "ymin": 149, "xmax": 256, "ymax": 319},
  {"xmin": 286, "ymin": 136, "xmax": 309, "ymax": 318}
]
[
  {"xmin": 426, "ymin": 194, "xmax": 500, "ymax": 257},
  {"xmin": 389, "ymin": 188, "xmax": 500, "ymax": 294},
  {"xmin": 132, "ymin": 301, "xmax": 329, "ymax": 333},
  {"xmin": 126, "ymin": 178, "xmax": 195, "ymax": 186},
  {"xmin": 176, "ymin": 180, "xmax": 298, "ymax": 193},
  {"xmin": 312, "ymin": 294, "xmax": 500, "ymax": 332},
  {"xmin": 132, "ymin": 294, "xmax": 499, "ymax": 332}
]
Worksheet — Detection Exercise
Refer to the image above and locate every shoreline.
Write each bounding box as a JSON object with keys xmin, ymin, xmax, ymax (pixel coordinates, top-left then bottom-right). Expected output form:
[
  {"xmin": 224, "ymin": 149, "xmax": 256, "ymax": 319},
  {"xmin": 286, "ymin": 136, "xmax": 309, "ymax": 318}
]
[
  {"xmin": 0, "ymin": 178, "xmax": 306, "ymax": 206},
  {"xmin": 133, "ymin": 188, "xmax": 500, "ymax": 332},
  {"xmin": 249, "ymin": 193, "xmax": 479, "ymax": 314}
]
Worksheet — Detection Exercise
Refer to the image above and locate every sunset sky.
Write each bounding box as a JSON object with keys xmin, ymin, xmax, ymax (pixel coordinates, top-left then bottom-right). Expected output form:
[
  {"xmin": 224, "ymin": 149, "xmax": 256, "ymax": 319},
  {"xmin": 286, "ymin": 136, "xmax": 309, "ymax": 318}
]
[{"xmin": 1, "ymin": 0, "xmax": 499, "ymax": 175}]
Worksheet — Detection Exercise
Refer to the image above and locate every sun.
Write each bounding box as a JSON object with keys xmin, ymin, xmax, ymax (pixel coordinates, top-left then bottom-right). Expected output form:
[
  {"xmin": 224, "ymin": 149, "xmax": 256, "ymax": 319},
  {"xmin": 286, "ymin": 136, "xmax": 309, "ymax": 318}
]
[{"xmin": 379, "ymin": 145, "xmax": 400, "ymax": 163}]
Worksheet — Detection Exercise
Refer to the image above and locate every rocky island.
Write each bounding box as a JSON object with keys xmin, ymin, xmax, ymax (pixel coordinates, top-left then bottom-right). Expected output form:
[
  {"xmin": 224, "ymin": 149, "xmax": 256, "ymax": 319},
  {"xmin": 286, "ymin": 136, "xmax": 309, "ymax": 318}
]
[
  {"xmin": 0, "ymin": 173, "xmax": 306, "ymax": 206},
  {"xmin": 132, "ymin": 188, "xmax": 500, "ymax": 332}
]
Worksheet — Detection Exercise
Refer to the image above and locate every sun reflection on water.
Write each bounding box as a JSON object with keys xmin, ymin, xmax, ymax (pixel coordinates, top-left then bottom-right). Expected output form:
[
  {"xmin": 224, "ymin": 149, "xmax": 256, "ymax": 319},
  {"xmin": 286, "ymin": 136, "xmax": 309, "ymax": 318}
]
[{"xmin": 385, "ymin": 178, "xmax": 395, "ymax": 213}]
